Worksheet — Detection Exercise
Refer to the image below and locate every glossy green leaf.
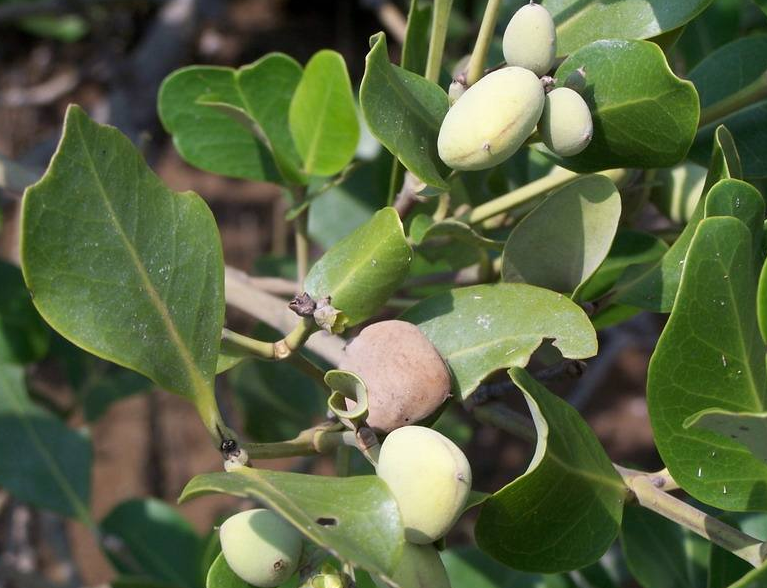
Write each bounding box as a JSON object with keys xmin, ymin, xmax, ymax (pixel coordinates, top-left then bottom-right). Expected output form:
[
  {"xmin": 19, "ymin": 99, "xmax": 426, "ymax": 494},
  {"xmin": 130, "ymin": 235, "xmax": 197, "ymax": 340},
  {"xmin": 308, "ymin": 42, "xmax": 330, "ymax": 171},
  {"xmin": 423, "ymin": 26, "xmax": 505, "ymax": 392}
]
[
  {"xmin": 576, "ymin": 230, "xmax": 669, "ymax": 302},
  {"xmin": 0, "ymin": 261, "xmax": 49, "ymax": 364},
  {"xmin": 685, "ymin": 409, "xmax": 767, "ymax": 464},
  {"xmin": 620, "ymin": 505, "xmax": 708, "ymax": 588},
  {"xmin": 305, "ymin": 207, "xmax": 412, "ymax": 326},
  {"xmin": 21, "ymin": 106, "xmax": 225, "ymax": 412},
  {"xmin": 759, "ymin": 256, "xmax": 767, "ymax": 343},
  {"xmin": 206, "ymin": 553, "xmax": 249, "ymax": 588},
  {"xmin": 549, "ymin": 40, "xmax": 699, "ymax": 172},
  {"xmin": 501, "ymin": 175, "xmax": 621, "ymax": 294},
  {"xmin": 651, "ymin": 163, "xmax": 708, "ymax": 225},
  {"xmin": 401, "ymin": 284, "xmax": 597, "ymax": 399},
  {"xmin": 158, "ymin": 53, "xmax": 303, "ymax": 183},
  {"xmin": 475, "ymin": 368, "xmax": 626, "ymax": 573},
  {"xmin": 616, "ymin": 126, "xmax": 741, "ymax": 311},
  {"xmin": 360, "ymin": 33, "xmax": 450, "ymax": 191},
  {"xmin": 689, "ymin": 35, "xmax": 767, "ymax": 179},
  {"xmin": 675, "ymin": 0, "xmax": 743, "ymax": 69},
  {"xmin": 542, "ymin": 0, "xmax": 714, "ymax": 56},
  {"xmin": 325, "ymin": 369, "xmax": 368, "ymax": 424},
  {"xmin": 756, "ymin": 0, "xmax": 767, "ymax": 16},
  {"xmin": 289, "ymin": 50, "xmax": 359, "ymax": 177},
  {"xmin": 648, "ymin": 217, "xmax": 767, "ymax": 510},
  {"xmin": 441, "ymin": 547, "xmax": 574, "ymax": 588},
  {"xmin": 0, "ymin": 363, "xmax": 92, "ymax": 519},
  {"xmin": 179, "ymin": 467, "xmax": 404, "ymax": 579},
  {"xmin": 101, "ymin": 498, "xmax": 202, "ymax": 588},
  {"xmin": 704, "ymin": 179, "xmax": 765, "ymax": 266}
]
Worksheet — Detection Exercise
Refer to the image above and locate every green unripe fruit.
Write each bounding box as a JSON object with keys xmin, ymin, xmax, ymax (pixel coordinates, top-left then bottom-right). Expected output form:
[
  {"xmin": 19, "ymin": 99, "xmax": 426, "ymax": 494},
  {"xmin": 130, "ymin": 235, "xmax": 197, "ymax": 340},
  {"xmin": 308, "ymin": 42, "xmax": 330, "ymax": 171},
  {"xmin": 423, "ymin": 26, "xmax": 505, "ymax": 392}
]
[
  {"xmin": 338, "ymin": 320, "xmax": 451, "ymax": 433},
  {"xmin": 502, "ymin": 2, "xmax": 557, "ymax": 76},
  {"xmin": 437, "ymin": 67, "xmax": 544, "ymax": 171},
  {"xmin": 219, "ymin": 509, "xmax": 303, "ymax": 588},
  {"xmin": 538, "ymin": 87, "xmax": 593, "ymax": 157},
  {"xmin": 373, "ymin": 543, "xmax": 451, "ymax": 588},
  {"xmin": 376, "ymin": 426, "xmax": 471, "ymax": 544}
]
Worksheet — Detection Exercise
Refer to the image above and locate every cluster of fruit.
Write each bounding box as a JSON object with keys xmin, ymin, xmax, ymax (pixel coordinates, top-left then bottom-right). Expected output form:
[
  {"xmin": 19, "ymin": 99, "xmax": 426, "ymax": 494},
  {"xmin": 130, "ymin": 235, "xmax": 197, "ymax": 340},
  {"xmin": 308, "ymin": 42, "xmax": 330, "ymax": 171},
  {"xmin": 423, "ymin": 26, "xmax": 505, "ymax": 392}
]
[
  {"xmin": 439, "ymin": 1, "xmax": 593, "ymax": 171},
  {"xmin": 217, "ymin": 321, "xmax": 471, "ymax": 587}
]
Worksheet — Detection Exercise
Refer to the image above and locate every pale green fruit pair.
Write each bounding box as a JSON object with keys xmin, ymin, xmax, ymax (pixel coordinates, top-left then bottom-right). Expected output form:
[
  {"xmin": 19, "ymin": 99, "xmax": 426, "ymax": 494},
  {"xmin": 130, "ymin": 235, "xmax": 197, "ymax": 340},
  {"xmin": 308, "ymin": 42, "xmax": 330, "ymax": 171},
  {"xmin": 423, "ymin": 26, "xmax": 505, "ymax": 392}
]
[
  {"xmin": 219, "ymin": 508, "xmax": 303, "ymax": 587},
  {"xmin": 377, "ymin": 426, "xmax": 472, "ymax": 544}
]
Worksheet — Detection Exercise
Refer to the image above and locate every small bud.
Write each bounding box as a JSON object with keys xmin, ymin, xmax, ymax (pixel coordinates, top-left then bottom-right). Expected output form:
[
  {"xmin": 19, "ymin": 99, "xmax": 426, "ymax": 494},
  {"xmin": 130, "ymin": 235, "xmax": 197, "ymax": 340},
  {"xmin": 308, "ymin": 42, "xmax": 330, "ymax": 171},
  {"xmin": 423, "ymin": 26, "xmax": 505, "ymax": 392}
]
[
  {"xmin": 564, "ymin": 66, "xmax": 587, "ymax": 94},
  {"xmin": 224, "ymin": 448, "xmax": 249, "ymax": 472},
  {"xmin": 289, "ymin": 292, "xmax": 317, "ymax": 317},
  {"xmin": 502, "ymin": 2, "xmax": 557, "ymax": 76},
  {"xmin": 312, "ymin": 297, "xmax": 348, "ymax": 334}
]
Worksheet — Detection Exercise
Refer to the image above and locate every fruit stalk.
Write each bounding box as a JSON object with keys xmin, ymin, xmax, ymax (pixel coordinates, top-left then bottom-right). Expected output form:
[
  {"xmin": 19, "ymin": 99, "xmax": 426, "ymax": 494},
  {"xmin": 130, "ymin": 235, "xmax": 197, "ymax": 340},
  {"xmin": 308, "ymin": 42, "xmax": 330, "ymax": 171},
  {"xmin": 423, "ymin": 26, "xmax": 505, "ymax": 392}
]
[
  {"xmin": 424, "ymin": 0, "xmax": 453, "ymax": 83},
  {"xmin": 465, "ymin": 0, "xmax": 502, "ymax": 86}
]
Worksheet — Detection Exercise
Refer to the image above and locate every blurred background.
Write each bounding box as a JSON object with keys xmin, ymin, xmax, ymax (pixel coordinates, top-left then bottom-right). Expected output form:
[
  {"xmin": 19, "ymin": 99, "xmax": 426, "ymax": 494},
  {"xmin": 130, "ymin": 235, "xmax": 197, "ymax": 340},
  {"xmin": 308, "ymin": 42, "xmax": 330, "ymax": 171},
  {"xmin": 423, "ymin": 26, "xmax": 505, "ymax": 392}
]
[{"xmin": 2, "ymin": 0, "xmax": 766, "ymax": 586}]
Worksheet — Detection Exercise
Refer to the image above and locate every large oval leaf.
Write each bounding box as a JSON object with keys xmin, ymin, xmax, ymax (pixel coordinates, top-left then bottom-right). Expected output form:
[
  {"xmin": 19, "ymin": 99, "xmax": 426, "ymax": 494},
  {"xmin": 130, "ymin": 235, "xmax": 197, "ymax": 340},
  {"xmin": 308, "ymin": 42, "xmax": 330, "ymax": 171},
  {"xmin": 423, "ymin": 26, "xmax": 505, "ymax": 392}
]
[
  {"xmin": 502, "ymin": 174, "xmax": 621, "ymax": 294},
  {"xmin": 475, "ymin": 368, "xmax": 626, "ymax": 573},
  {"xmin": 0, "ymin": 363, "xmax": 92, "ymax": 519},
  {"xmin": 648, "ymin": 216, "xmax": 767, "ymax": 510},
  {"xmin": 158, "ymin": 54, "xmax": 303, "ymax": 183},
  {"xmin": 360, "ymin": 33, "xmax": 450, "ymax": 192},
  {"xmin": 21, "ymin": 106, "xmax": 225, "ymax": 418},
  {"xmin": 289, "ymin": 50, "xmax": 359, "ymax": 177},
  {"xmin": 689, "ymin": 35, "xmax": 767, "ymax": 179},
  {"xmin": 543, "ymin": 0, "xmax": 714, "ymax": 57},
  {"xmin": 615, "ymin": 126, "xmax": 741, "ymax": 312},
  {"xmin": 179, "ymin": 467, "xmax": 404, "ymax": 580},
  {"xmin": 548, "ymin": 40, "xmax": 699, "ymax": 172},
  {"xmin": 101, "ymin": 498, "xmax": 203, "ymax": 588},
  {"xmin": 305, "ymin": 207, "xmax": 412, "ymax": 326},
  {"xmin": 400, "ymin": 284, "xmax": 597, "ymax": 399}
]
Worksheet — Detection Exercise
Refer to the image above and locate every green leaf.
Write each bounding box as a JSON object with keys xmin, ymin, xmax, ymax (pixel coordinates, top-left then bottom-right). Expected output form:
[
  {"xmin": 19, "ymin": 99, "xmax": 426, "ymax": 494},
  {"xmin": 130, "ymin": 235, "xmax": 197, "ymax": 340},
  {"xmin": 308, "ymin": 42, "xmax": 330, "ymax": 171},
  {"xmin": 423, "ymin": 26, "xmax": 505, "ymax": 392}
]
[
  {"xmin": 501, "ymin": 175, "xmax": 621, "ymax": 294},
  {"xmin": 401, "ymin": 284, "xmax": 597, "ymax": 399},
  {"xmin": 615, "ymin": 125, "xmax": 741, "ymax": 311},
  {"xmin": 675, "ymin": 0, "xmax": 743, "ymax": 69},
  {"xmin": 305, "ymin": 207, "xmax": 412, "ymax": 326},
  {"xmin": 576, "ymin": 230, "xmax": 669, "ymax": 303},
  {"xmin": 549, "ymin": 40, "xmax": 699, "ymax": 172},
  {"xmin": 0, "ymin": 261, "xmax": 49, "ymax": 364},
  {"xmin": 704, "ymin": 179, "xmax": 765, "ymax": 266},
  {"xmin": 325, "ymin": 369, "xmax": 369, "ymax": 424},
  {"xmin": 179, "ymin": 467, "xmax": 404, "ymax": 580},
  {"xmin": 755, "ymin": 0, "xmax": 767, "ymax": 16},
  {"xmin": 208, "ymin": 553, "xmax": 256, "ymax": 588},
  {"xmin": 360, "ymin": 33, "xmax": 450, "ymax": 191},
  {"xmin": 647, "ymin": 217, "xmax": 767, "ymax": 510},
  {"xmin": 441, "ymin": 546, "xmax": 574, "ymax": 588},
  {"xmin": 688, "ymin": 35, "xmax": 767, "ymax": 179},
  {"xmin": 620, "ymin": 505, "xmax": 708, "ymax": 588},
  {"xmin": 542, "ymin": 0, "xmax": 714, "ymax": 56},
  {"xmin": 401, "ymin": 0, "xmax": 431, "ymax": 74},
  {"xmin": 101, "ymin": 498, "xmax": 203, "ymax": 588},
  {"xmin": 759, "ymin": 256, "xmax": 767, "ymax": 343},
  {"xmin": 475, "ymin": 368, "xmax": 626, "ymax": 573},
  {"xmin": 158, "ymin": 54, "xmax": 303, "ymax": 183},
  {"xmin": 83, "ymin": 368, "xmax": 151, "ymax": 422},
  {"xmin": 685, "ymin": 409, "xmax": 767, "ymax": 464},
  {"xmin": 289, "ymin": 50, "xmax": 359, "ymax": 177},
  {"xmin": 21, "ymin": 106, "xmax": 225, "ymax": 414},
  {"xmin": 0, "ymin": 363, "xmax": 92, "ymax": 519}
]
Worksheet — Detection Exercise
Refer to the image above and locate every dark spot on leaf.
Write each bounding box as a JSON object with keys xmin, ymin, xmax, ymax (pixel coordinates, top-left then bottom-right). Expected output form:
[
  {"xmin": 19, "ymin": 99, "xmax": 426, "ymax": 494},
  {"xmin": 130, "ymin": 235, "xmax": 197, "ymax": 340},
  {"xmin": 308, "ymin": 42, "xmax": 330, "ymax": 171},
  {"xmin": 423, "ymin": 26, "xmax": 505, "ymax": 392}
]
[
  {"xmin": 739, "ymin": 426, "xmax": 749, "ymax": 431},
  {"xmin": 316, "ymin": 517, "xmax": 337, "ymax": 526},
  {"xmin": 730, "ymin": 434, "xmax": 739, "ymax": 439}
]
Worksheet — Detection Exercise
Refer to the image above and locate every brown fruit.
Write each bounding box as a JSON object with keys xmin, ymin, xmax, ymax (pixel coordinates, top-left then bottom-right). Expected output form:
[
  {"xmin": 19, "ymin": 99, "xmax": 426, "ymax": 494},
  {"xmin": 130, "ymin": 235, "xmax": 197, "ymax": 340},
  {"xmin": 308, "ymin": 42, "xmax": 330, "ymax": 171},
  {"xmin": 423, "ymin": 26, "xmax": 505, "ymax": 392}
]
[{"xmin": 338, "ymin": 320, "xmax": 451, "ymax": 433}]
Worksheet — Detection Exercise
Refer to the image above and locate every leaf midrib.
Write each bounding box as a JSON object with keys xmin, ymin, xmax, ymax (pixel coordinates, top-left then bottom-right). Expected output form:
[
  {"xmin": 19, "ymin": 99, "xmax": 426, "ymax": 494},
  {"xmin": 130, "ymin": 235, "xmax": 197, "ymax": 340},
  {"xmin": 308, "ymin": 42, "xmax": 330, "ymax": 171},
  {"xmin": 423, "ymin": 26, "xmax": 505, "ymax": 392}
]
[{"xmin": 74, "ymin": 115, "xmax": 209, "ymax": 399}]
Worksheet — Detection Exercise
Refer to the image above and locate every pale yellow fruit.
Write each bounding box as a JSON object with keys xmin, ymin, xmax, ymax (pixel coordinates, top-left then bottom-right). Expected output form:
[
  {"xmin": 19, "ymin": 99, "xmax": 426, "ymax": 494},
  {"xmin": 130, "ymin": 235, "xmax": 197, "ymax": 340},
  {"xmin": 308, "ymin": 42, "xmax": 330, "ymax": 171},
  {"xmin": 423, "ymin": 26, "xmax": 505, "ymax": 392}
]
[
  {"xmin": 339, "ymin": 320, "xmax": 451, "ymax": 433},
  {"xmin": 219, "ymin": 509, "xmax": 303, "ymax": 588},
  {"xmin": 437, "ymin": 66, "xmax": 544, "ymax": 171},
  {"xmin": 373, "ymin": 543, "xmax": 451, "ymax": 588},
  {"xmin": 538, "ymin": 87, "xmax": 593, "ymax": 157},
  {"xmin": 376, "ymin": 426, "xmax": 471, "ymax": 544},
  {"xmin": 502, "ymin": 2, "xmax": 557, "ymax": 76}
]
